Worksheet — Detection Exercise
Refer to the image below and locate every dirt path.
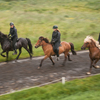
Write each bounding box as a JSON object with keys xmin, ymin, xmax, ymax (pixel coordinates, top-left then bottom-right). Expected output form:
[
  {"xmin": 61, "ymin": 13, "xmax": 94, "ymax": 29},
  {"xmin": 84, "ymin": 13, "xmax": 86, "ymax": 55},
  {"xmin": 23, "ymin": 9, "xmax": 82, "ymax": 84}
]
[{"xmin": 0, "ymin": 51, "xmax": 100, "ymax": 95}]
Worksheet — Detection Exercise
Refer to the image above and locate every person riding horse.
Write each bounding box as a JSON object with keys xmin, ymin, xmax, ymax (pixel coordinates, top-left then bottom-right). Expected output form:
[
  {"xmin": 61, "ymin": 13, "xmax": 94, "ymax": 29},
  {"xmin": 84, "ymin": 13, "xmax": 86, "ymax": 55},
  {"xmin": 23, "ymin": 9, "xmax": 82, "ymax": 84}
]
[
  {"xmin": 51, "ymin": 25, "xmax": 61, "ymax": 61},
  {"xmin": 8, "ymin": 22, "xmax": 18, "ymax": 55}
]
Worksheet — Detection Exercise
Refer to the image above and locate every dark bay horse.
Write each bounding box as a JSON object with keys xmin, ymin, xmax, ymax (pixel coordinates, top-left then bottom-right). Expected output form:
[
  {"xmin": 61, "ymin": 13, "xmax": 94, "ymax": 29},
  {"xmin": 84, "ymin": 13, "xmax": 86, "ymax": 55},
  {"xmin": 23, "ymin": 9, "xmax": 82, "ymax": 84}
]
[
  {"xmin": 35, "ymin": 36, "xmax": 76, "ymax": 69},
  {"xmin": 0, "ymin": 31, "xmax": 33, "ymax": 62},
  {"xmin": 81, "ymin": 36, "xmax": 100, "ymax": 74}
]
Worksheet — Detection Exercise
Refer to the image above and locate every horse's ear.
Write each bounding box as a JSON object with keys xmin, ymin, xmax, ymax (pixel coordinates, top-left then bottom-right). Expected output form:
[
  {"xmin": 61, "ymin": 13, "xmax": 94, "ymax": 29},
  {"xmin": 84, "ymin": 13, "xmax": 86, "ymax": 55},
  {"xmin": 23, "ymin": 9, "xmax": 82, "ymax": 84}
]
[
  {"xmin": 39, "ymin": 36, "xmax": 44, "ymax": 40},
  {"xmin": 41, "ymin": 37, "xmax": 44, "ymax": 40}
]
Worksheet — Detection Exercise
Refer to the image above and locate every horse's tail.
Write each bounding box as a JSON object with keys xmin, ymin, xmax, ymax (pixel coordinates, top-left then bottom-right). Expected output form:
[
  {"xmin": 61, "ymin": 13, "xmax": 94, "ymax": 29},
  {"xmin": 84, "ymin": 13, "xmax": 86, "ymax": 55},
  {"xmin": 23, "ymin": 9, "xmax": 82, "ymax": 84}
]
[
  {"xmin": 69, "ymin": 42, "xmax": 77, "ymax": 55},
  {"xmin": 26, "ymin": 38, "xmax": 33, "ymax": 55}
]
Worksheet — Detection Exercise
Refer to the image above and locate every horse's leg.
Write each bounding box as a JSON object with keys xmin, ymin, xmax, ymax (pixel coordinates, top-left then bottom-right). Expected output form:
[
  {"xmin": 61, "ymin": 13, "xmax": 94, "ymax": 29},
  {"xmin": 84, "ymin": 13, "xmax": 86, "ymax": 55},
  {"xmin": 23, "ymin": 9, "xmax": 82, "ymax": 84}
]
[
  {"xmin": 68, "ymin": 53, "xmax": 72, "ymax": 61},
  {"xmin": 49, "ymin": 56, "xmax": 55, "ymax": 65},
  {"xmin": 24, "ymin": 47, "xmax": 32, "ymax": 59},
  {"xmin": 6, "ymin": 51, "xmax": 9, "ymax": 62},
  {"xmin": 1, "ymin": 51, "xmax": 6, "ymax": 57},
  {"xmin": 38, "ymin": 55, "xmax": 48, "ymax": 69},
  {"xmin": 16, "ymin": 47, "xmax": 22, "ymax": 60},
  {"xmin": 62, "ymin": 52, "xmax": 68, "ymax": 66},
  {"xmin": 87, "ymin": 59, "xmax": 94, "ymax": 75},
  {"xmin": 92, "ymin": 59, "xmax": 100, "ymax": 68}
]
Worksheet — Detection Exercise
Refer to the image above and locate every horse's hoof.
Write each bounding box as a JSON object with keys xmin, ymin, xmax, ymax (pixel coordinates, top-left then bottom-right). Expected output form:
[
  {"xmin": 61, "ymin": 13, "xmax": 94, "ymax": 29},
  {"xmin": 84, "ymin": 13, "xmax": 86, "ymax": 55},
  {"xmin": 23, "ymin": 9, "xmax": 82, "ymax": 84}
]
[
  {"xmin": 68, "ymin": 59, "xmax": 72, "ymax": 61},
  {"xmin": 2, "ymin": 62, "xmax": 7, "ymax": 64},
  {"xmin": 51, "ymin": 64, "xmax": 55, "ymax": 67},
  {"xmin": 30, "ymin": 57, "xmax": 32, "ymax": 60},
  {"xmin": 86, "ymin": 72, "xmax": 91, "ymax": 75},
  {"xmin": 53, "ymin": 63, "xmax": 55, "ymax": 65},
  {"xmin": 38, "ymin": 67, "xmax": 41, "ymax": 69},
  {"xmin": 15, "ymin": 59, "xmax": 17, "ymax": 62},
  {"xmin": 95, "ymin": 66, "xmax": 100, "ymax": 68},
  {"xmin": 60, "ymin": 65, "xmax": 64, "ymax": 67}
]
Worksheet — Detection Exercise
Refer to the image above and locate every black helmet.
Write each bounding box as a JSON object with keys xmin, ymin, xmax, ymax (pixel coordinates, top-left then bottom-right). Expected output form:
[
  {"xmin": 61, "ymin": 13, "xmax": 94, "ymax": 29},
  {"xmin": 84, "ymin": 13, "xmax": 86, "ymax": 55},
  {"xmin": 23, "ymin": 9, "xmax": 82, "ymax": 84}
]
[
  {"xmin": 10, "ymin": 22, "xmax": 14, "ymax": 26},
  {"xmin": 53, "ymin": 25, "xmax": 58, "ymax": 29}
]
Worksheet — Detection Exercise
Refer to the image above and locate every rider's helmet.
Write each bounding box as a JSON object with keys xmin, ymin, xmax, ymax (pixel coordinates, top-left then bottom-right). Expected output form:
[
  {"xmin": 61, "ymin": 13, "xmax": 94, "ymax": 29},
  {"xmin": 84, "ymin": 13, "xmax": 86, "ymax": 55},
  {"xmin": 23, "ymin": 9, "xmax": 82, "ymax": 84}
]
[
  {"xmin": 10, "ymin": 22, "xmax": 14, "ymax": 26},
  {"xmin": 53, "ymin": 25, "xmax": 58, "ymax": 29}
]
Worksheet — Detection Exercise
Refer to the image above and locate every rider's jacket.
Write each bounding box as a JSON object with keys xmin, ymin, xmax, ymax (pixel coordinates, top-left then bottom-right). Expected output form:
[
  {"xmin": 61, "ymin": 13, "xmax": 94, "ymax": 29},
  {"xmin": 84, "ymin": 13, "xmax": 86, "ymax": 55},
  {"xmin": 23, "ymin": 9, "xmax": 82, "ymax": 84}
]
[
  {"xmin": 8, "ymin": 26, "xmax": 18, "ymax": 40},
  {"xmin": 51, "ymin": 30, "xmax": 61, "ymax": 46}
]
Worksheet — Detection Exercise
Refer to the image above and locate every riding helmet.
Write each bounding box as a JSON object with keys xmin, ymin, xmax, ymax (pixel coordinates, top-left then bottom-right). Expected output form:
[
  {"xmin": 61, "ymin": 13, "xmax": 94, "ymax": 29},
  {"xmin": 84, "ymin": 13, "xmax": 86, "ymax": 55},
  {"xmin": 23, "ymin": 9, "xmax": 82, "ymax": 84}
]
[
  {"xmin": 10, "ymin": 22, "xmax": 14, "ymax": 26},
  {"xmin": 53, "ymin": 25, "xmax": 58, "ymax": 29}
]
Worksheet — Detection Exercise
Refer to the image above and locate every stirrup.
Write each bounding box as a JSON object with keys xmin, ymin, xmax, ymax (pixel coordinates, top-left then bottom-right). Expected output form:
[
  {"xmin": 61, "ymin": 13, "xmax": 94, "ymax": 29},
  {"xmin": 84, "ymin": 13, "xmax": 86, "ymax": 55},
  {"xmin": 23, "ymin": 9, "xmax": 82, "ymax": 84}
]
[{"xmin": 57, "ymin": 57, "xmax": 60, "ymax": 61}]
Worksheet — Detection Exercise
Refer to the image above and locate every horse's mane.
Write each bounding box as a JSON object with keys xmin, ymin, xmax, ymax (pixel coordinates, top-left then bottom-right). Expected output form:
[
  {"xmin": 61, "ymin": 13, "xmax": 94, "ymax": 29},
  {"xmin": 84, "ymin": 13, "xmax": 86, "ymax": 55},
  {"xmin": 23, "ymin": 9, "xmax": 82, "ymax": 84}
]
[
  {"xmin": 39, "ymin": 36, "xmax": 50, "ymax": 43},
  {"xmin": 0, "ymin": 31, "xmax": 8, "ymax": 38},
  {"xmin": 0, "ymin": 31, "xmax": 11, "ymax": 43},
  {"xmin": 84, "ymin": 36, "xmax": 100, "ymax": 49}
]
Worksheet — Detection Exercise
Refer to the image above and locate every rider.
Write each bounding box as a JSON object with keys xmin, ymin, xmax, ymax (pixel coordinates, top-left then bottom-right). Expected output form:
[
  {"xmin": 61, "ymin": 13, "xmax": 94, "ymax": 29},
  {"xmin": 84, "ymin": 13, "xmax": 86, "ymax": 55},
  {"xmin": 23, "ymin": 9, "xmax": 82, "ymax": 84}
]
[
  {"xmin": 8, "ymin": 22, "xmax": 18, "ymax": 55},
  {"xmin": 51, "ymin": 25, "xmax": 61, "ymax": 61}
]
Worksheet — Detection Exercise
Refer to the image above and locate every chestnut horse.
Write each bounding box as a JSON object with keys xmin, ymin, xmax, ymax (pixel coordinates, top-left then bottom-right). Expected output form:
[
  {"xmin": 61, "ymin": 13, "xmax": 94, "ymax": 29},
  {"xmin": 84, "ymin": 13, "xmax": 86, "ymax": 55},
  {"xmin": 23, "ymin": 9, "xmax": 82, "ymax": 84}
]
[
  {"xmin": 81, "ymin": 36, "xmax": 100, "ymax": 74},
  {"xmin": 35, "ymin": 36, "xmax": 76, "ymax": 69}
]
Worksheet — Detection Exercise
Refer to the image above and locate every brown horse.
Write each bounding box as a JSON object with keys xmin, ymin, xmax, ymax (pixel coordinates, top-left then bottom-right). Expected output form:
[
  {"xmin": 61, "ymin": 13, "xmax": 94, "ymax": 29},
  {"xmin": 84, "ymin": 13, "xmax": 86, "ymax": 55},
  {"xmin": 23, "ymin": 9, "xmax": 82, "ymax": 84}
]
[
  {"xmin": 81, "ymin": 36, "xmax": 100, "ymax": 74},
  {"xmin": 35, "ymin": 36, "xmax": 76, "ymax": 69}
]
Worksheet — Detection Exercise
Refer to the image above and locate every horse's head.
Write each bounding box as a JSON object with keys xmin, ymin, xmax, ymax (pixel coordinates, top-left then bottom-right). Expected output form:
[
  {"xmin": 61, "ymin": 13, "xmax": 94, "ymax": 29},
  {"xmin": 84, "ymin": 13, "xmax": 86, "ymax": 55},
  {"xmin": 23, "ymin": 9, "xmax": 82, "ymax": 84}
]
[
  {"xmin": 35, "ymin": 36, "xmax": 49, "ymax": 48},
  {"xmin": 81, "ymin": 36, "xmax": 92, "ymax": 50}
]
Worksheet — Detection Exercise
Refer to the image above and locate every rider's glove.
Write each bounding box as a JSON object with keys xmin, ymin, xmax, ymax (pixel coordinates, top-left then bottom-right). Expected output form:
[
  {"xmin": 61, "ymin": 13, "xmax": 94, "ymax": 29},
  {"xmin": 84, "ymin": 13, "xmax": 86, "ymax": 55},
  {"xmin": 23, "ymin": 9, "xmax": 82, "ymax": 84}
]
[{"xmin": 52, "ymin": 41, "xmax": 55, "ymax": 43}]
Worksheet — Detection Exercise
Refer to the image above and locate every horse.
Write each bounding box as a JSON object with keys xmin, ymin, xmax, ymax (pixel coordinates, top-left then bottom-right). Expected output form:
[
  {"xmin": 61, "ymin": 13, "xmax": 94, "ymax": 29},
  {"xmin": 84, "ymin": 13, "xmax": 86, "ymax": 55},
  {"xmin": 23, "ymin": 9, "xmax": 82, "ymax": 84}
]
[
  {"xmin": 35, "ymin": 36, "xmax": 76, "ymax": 69},
  {"xmin": 81, "ymin": 36, "xmax": 100, "ymax": 75},
  {"xmin": 0, "ymin": 31, "xmax": 33, "ymax": 62}
]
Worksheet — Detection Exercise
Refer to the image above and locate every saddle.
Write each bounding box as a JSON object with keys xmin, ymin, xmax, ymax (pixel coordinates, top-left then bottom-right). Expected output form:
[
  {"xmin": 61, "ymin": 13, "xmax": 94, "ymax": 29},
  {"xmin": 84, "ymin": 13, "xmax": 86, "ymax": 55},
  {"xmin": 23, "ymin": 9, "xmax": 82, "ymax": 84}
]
[
  {"xmin": 9, "ymin": 38, "xmax": 20, "ymax": 48},
  {"xmin": 51, "ymin": 43, "xmax": 62, "ymax": 47},
  {"xmin": 16, "ymin": 38, "xmax": 20, "ymax": 42}
]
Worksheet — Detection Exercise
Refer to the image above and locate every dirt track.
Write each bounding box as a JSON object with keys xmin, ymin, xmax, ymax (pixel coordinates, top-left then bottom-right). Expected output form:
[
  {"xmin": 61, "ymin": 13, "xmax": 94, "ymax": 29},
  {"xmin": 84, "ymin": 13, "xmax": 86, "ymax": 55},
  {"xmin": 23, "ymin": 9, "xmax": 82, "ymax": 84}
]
[{"xmin": 0, "ymin": 50, "xmax": 100, "ymax": 95}]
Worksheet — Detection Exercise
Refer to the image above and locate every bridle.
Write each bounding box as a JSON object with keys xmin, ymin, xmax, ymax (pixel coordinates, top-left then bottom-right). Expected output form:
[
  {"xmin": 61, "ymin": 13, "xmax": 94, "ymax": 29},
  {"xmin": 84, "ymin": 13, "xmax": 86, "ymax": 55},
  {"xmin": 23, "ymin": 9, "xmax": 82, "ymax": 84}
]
[{"xmin": 36, "ymin": 39, "xmax": 42, "ymax": 47}]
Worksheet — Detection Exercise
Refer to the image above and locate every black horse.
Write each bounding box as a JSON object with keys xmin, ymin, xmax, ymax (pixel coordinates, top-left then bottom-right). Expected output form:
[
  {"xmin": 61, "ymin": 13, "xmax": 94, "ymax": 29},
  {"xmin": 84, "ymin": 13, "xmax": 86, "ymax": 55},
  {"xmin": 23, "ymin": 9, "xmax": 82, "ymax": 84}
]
[{"xmin": 0, "ymin": 31, "xmax": 33, "ymax": 62}]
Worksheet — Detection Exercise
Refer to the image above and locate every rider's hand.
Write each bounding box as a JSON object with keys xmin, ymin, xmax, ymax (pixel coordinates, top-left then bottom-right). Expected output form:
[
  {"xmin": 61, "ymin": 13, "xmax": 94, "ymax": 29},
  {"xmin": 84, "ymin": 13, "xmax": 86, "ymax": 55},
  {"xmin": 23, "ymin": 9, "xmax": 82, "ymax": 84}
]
[
  {"xmin": 8, "ymin": 35, "xmax": 11, "ymax": 38},
  {"xmin": 11, "ymin": 36, "xmax": 13, "ymax": 39},
  {"xmin": 52, "ymin": 41, "xmax": 55, "ymax": 43}
]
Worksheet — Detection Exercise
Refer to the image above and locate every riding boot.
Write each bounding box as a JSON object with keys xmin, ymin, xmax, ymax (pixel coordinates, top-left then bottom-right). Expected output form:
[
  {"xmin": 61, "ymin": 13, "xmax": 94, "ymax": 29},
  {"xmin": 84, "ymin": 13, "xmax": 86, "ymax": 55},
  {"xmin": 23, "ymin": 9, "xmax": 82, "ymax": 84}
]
[
  {"xmin": 56, "ymin": 49, "xmax": 60, "ymax": 61},
  {"xmin": 12, "ymin": 39, "xmax": 17, "ymax": 55}
]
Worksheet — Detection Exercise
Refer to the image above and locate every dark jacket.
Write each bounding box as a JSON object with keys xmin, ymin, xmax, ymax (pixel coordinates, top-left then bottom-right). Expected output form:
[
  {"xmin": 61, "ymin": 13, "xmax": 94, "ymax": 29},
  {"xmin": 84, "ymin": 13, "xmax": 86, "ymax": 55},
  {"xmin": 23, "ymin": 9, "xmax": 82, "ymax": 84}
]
[
  {"xmin": 51, "ymin": 30, "xmax": 61, "ymax": 57},
  {"xmin": 51, "ymin": 30, "xmax": 61, "ymax": 45},
  {"xmin": 8, "ymin": 26, "xmax": 18, "ymax": 40}
]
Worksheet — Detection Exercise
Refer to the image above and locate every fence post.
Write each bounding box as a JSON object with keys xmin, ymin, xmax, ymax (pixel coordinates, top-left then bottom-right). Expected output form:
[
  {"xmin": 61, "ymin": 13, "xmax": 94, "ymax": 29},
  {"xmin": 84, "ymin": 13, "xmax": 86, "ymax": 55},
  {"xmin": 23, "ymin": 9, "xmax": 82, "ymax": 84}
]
[{"xmin": 62, "ymin": 77, "xmax": 65, "ymax": 84}]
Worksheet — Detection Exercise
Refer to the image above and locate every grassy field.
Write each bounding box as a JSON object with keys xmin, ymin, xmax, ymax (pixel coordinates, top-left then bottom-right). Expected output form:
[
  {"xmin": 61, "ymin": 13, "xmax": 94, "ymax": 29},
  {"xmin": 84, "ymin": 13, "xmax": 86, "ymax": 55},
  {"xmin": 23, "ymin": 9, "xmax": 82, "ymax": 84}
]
[
  {"xmin": 0, "ymin": 0, "xmax": 100, "ymax": 61},
  {"xmin": 0, "ymin": 74, "xmax": 100, "ymax": 100}
]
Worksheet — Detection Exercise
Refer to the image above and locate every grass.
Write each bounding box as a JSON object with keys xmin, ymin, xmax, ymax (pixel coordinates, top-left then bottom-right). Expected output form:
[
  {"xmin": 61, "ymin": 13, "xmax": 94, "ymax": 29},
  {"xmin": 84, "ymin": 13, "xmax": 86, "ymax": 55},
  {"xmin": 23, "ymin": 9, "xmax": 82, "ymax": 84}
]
[
  {"xmin": 0, "ymin": 74, "xmax": 100, "ymax": 100},
  {"xmin": 0, "ymin": 0, "xmax": 100, "ymax": 61}
]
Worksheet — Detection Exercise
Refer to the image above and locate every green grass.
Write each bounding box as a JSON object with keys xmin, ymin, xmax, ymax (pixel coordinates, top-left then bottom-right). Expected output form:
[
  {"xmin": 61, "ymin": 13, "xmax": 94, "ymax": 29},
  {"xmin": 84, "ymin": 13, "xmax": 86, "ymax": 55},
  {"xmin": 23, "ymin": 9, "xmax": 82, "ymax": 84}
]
[
  {"xmin": 0, "ymin": 74, "xmax": 100, "ymax": 100},
  {"xmin": 0, "ymin": 0, "xmax": 100, "ymax": 61}
]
